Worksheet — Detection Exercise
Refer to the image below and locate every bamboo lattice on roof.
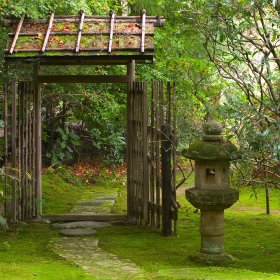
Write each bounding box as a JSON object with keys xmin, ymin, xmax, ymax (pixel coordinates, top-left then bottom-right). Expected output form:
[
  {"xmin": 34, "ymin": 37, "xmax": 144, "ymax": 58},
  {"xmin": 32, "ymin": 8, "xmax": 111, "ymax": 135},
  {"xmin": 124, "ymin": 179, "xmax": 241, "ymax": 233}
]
[{"xmin": 4, "ymin": 11, "xmax": 164, "ymax": 64}]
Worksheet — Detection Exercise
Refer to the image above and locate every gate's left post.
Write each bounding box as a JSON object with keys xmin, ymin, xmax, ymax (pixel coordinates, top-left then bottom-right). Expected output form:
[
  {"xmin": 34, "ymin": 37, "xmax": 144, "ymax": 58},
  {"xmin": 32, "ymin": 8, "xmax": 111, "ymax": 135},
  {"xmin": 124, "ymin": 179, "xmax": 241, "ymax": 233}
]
[{"xmin": 34, "ymin": 62, "xmax": 42, "ymax": 218}]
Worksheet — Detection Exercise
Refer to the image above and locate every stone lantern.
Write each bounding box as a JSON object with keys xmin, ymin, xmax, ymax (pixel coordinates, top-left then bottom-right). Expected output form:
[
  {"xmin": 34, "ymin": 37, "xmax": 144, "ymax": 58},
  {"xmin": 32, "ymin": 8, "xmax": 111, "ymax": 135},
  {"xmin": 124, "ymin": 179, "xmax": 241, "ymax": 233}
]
[{"xmin": 183, "ymin": 117, "xmax": 239, "ymax": 259}]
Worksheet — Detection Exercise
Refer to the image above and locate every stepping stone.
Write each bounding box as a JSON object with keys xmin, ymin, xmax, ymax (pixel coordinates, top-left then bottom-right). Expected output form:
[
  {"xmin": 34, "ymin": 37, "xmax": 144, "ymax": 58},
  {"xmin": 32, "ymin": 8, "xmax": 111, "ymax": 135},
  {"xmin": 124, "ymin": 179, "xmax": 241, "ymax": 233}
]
[
  {"xmin": 77, "ymin": 201, "xmax": 103, "ymax": 206},
  {"xmin": 52, "ymin": 221, "xmax": 111, "ymax": 229},
  {"xmin": 94, "ymin": 196, "xmax": 117, "ymax": 201},
  {"xmin": 60, "ymin": 228, "xmax": 96, "ymax": 237}
]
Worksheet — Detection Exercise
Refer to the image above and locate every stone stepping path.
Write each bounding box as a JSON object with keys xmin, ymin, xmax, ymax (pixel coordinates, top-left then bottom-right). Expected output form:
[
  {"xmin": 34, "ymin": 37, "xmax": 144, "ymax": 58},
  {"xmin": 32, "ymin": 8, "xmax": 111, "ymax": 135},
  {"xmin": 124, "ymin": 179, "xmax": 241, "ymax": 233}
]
[
  {"xmin": 50, "ymin": 188, "xmax": 147, "ymax": 278},
  {"xmin": 50, "ymin": 237, "xmax": 146, "ymax": 279},
  {"xmin": 70, "ymin": 191, "xmax": 118, "ymax": 215}
]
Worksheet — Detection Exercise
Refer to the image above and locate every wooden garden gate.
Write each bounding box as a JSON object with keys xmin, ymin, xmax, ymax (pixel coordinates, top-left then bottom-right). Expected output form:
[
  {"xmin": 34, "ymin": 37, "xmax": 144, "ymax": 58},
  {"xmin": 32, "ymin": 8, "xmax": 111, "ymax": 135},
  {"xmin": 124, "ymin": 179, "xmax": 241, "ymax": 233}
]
[
  {"xmin": 3, "ymin": 81, "xmax": 40, "ymax": 221},
  {"xmin": 127, "ymin": 81, "xmax": 178, "ymax": 235},
  {"xmin": 2, "ymin": 12, "xmax": 177, "ymax": 235}
]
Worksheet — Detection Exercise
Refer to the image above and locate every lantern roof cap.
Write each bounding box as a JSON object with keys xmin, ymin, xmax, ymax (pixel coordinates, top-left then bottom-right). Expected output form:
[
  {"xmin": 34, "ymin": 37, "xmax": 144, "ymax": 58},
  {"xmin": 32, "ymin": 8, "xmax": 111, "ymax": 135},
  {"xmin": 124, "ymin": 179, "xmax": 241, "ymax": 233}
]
[{"xmin": 183, "ymin": 117, "xmax": 239, "ymax": 161}]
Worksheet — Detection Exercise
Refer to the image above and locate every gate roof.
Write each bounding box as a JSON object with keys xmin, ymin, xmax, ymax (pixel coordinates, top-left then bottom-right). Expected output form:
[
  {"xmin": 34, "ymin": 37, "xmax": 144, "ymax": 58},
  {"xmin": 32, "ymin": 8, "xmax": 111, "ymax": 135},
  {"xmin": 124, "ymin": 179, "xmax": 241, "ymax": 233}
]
[{"xmin": 4, "ymin": 11, "xmax": 164, "ymax": 65}]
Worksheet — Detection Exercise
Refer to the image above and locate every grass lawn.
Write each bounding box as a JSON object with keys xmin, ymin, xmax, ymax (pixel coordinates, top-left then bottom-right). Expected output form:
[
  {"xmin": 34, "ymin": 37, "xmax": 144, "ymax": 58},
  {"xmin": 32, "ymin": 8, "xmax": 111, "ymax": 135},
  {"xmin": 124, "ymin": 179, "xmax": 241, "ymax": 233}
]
[
  {"xmin": 0, "ymin": 168, "xmax": 279, "ymax": 280},
  {"xmin": 98, "ymin": 180, "xmax": 280, "ymax": 279},
  {"xmin": 0, "ymin": 223, "xmax": 95, "ymax": 280}
]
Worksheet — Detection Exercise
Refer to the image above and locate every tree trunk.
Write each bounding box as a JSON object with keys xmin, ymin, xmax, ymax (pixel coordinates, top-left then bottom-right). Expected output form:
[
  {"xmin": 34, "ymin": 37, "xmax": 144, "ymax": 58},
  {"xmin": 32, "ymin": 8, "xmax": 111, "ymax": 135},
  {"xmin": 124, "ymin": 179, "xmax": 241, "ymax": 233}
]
[{"xmin": 265, "ymin": 185, "xmax": 270, "ymax": 215}]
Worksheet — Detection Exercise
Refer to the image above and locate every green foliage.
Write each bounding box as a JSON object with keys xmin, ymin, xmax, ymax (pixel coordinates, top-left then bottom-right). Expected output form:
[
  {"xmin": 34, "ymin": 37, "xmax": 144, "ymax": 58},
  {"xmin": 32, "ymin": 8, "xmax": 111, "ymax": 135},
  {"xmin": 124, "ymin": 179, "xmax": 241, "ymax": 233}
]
[
  {"xmin": 46, "ymin": 127, "xmax": 80, "ymax": 166},
  {"xmin": 0, "ymin": 138, "xmax": 4, "ymax": 158},
  {"xmin": 0, "ymin": 0, "xmax": 278, "ymax": 189}
]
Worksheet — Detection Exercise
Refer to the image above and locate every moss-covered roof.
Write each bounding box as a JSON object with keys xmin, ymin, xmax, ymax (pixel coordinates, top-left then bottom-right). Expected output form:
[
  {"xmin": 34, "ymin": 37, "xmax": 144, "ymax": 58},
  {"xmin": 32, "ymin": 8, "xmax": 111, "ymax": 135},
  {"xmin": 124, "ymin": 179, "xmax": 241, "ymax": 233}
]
[
  {"xmin": 182, "ymin": 140, "xmax": 239, "ymax": 161},
  {"xmin": 4, "ymin": 12, "xmax": 164, "ymax": 64}
]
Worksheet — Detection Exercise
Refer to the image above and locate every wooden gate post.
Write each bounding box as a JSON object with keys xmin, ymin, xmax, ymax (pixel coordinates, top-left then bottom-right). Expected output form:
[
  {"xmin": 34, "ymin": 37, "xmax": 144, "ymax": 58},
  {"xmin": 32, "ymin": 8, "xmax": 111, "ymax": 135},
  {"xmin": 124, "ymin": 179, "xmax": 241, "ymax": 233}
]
[
  {"xmin": 3, "ymin": 80, "xmax": 8, "ymax": 216},
  {"xmin": 11, "ymin": 81, "xmax": 17, "ymax": 221},
  {"xmin": 127, "ymin": 60, "xmax": 135, "ymax": 222},
  {"xmin": 161, "ymin": 124, "xmax": 172, "ymax": 236},
  {"xmin": 34, "ymin": 62, "xmax": 42, "ymax": 217}
]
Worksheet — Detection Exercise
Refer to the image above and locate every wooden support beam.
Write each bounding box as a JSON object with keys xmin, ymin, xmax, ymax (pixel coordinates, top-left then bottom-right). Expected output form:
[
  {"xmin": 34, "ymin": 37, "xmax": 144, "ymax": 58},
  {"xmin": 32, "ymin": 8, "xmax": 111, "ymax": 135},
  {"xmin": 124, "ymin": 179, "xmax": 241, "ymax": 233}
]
[
  {"xmin": 8, "ymin": 32, "xmax": 154, "ymax": 37},
  {"xmin": 40, "ymin": 61, "xmax": 129, "ymax": 66},
  {"xmin": 108, "ymin": 10, "xmax": 115, "ymax": 53},
  {"xmin": 37, "ymin": 74, "xmax": 131, "ymax": 84},
  {"xmin": 141, "ymin": 10, "xmax": 146, "ymax": 53},
  {"xmin": 34, "ymin": 62, "xmax": 42, "ymax": 217},
  {"xmin": 9, "ymin": 14, "xmax": 25, "ymax": 54},
  {"xmin": 127, "ymin": 60, "xmax": 135, "ymax": 82},
  {"xmin": 42, "ymin": 214, "xmax": 128, "ymax": 222},
  {"xmin": 75, "ymin": 10, "xmax": 85, "ymax": 53},
  {"xmin": 41, "ymin": 12, "xmax": 54, "ymax": 53}
]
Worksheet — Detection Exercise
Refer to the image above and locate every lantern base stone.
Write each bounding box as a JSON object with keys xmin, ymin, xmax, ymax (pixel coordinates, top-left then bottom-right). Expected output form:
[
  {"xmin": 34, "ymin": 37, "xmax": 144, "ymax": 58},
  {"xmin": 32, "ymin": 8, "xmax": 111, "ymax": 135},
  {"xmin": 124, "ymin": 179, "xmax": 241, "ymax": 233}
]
[{"xmin": 189, "ymin": 252, "xmax": 236, "ymax": 264}]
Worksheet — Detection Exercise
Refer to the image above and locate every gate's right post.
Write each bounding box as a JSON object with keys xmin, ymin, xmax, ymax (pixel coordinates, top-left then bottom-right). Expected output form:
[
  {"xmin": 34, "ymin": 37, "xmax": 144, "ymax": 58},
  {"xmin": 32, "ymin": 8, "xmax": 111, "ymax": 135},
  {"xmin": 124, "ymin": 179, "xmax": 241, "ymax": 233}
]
[
  {"xmin": 11, "ymin": 81, "xmax": 17, "ymax": 221},
  {"xmin": 127, "ymin": 60, "xmax": 135, "ymax": 222},
  {"xmin": 34, "ymin": 62, "xmax": 42, "ymax": 218},
  {"xmin": 161, "ymin": 124, "xmax": 172, "ymax": 236}
]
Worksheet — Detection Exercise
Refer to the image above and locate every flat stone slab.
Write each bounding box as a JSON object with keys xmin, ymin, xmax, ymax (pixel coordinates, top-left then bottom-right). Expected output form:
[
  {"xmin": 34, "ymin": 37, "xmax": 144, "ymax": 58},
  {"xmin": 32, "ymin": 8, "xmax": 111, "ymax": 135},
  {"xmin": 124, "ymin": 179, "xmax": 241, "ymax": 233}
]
[
  {"xmin": 60, "ymin": 228, "xmax": 96, "ymax": 237},
  {"xmin": 77, "ymin": 201, "xmax": 103, "ymax": 206},
  {"xmin": 94, "ymin": 196, "xmax": 117, "ymax": 201},
  {"xmin": 52, "ymin": 221, "xmax": 111, "ymax": 229}
]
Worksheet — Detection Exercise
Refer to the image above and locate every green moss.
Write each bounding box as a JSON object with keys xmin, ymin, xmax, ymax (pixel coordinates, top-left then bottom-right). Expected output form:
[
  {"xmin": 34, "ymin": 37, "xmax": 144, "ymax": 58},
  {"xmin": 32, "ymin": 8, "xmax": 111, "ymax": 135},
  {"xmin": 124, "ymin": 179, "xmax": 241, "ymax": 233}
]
[
  {"xmin": 98, "ymin": 188, "xmax": 280, "ymax": 279},
  {"xmin": 42, "ymin": 172, "xmax": 93, "ymax": 215},
  {"xmin": 1, "ymin": 171, "xmax": 280, "ymax": 279},
  {"xmin": 0, "ymin": 223, "xmax": 95, "ymax": 280},
  {"xmin": 183, "ymin": 140, "xmax": 238, "ymax": 161},
  {"xmin": 16, "ymin": 35, "xmax": 42, "ymax": 50}
]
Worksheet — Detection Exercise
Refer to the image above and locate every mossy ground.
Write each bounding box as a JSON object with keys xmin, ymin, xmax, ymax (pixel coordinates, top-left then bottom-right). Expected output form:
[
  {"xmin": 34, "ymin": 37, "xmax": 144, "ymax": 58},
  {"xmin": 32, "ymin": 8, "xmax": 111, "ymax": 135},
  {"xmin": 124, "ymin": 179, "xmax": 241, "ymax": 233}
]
[
  {"xmin": 0, "ymin": 223, "xmax": 95, "ymax": 280},
  {"xmin": 98, "ymin": 185, "xmax": 280, "ymax": 279},
  {"xmin": 0, "ymin": 168, "xmax": 279, "ymax": 280}
]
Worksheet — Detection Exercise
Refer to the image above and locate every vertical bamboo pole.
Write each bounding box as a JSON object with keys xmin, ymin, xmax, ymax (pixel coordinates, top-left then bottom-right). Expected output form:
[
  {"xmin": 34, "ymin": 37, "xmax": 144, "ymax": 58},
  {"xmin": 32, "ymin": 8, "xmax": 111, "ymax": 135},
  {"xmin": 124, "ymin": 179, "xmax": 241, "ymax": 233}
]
[
  {"xmin": 172, "ymin": 82, "xmax": 177, "ymax": 233},
  {"xmin": 135, "ymin": 82, "xmax": 140, "ymax": 222},
  {"xmin": 150, "ymin": 82, "xmax": 156, "ymax": 226},
  {"xmin": 24, "ymin": 83, "xmax": 29, "ymax": 218},
  {"xmin": 26, "ymin": 82, "xmax": 29, "ymax": 218},
  {"xmin": 155, "ymin": 81, "xmax": 161, "ymax": 228},
  {"xmin": 4, "ymin": 80, "xmax": 8, "ymax": 216},
  {"xmin": 19, "ymin": 82, "xmax": 24, "ymax": 220},
  {"xmin": 32, "ymin": 83, "xmax": 36, "ymax": 217},
  {"xmin": 142, "ymin": 82, "xmax": 149, "ymax": 224},
  {"xmin": 28, "ymin": 82, "xmax": 32, "ymax": 218},
  {"xmin": 126, "ymin": 61, "xmax": 135, "ymax": 222},
  {"xmin": 34, "ymin": 62, "xmax": 42, "ymax": 218},
  {"xmin": 11, "ymin": 81, "xmax": 17, "ymax": 221},
  {"xmin": 161, "ymin": 123, "xmax": 172, "ymax": 236}
]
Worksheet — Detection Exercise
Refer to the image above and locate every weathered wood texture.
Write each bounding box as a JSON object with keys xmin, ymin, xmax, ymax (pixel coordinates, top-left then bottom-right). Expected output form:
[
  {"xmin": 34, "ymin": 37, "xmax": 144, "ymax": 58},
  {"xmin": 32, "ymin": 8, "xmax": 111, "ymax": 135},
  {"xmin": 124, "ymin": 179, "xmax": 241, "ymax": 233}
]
[
  {"xmin": 4, "ymin": 11, "xmax": 164, "ymax": 62},
  {"xmin": 4, "ymin": 81, "xmax": 37, "ymax": 221},
  {"xmin": 127, "ymin": 81, "xmax": 177, "ymax": 234},
  {"xmin": 127, "ymin": 81, "xmax": 148, "ymax": 224}
]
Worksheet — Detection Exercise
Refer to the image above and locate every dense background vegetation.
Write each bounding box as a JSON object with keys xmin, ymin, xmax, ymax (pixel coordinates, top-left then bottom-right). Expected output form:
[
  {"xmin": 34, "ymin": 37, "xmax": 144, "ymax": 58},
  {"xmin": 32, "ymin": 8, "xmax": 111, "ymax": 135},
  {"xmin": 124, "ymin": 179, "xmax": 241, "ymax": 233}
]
[{"xmin": 0, "ymin": 0, "xmax": 279, "ymax": 201}]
